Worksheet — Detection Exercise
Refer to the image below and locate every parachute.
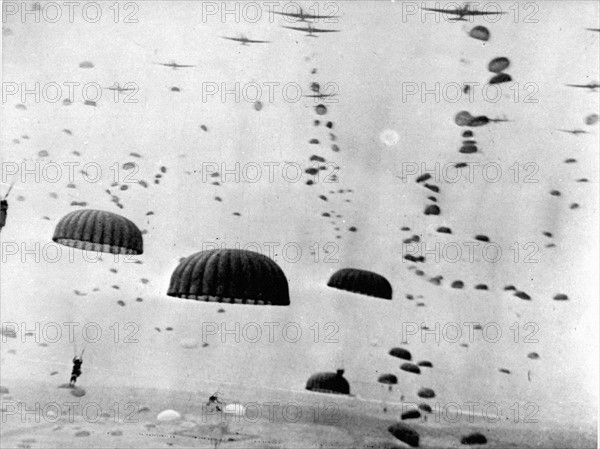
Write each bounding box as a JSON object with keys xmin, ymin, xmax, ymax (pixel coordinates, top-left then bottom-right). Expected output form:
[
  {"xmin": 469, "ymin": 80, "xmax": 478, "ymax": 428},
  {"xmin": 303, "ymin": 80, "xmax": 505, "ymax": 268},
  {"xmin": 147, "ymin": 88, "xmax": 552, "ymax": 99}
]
[
  {"xmin": 469, "ymin": 26, "xmax": 490, "ymax": 42},
  {"xmin": 167, "ymin": 249, "xmax": 290, "ymax": 305},
  {"xmin": 459, "ymin": 144, "xmax": 478, "ymax": 154},
  {"xmin": 400, "ymin": 363, "xmax": 421, "ymax": 374},
  {"xmin": 53, "ymin": 209, "xmax": 143, "ymax": 255},
  {"xmin": 489, "ymin": 73, "xmax": 512, "ymax": 84},
  {"xmin": 417, "ymin": 387, "xmax": 435, "ymax": 398},
  {"xmin": 585, "ymin": 113, "xmax": 599, "ymax": 125},
  {"xmin": 455, "ymin": 111, "xmax": 474, "ymax": 126},
  {"xmin": 306, "ymin": 369, "xmax": 350, "ymax": 395},
  {"xmin": 488, "ymin": 57, "xmax": 510, "ymax": 73},
  {"xmin": 417, "ymin": 361, "xmax": 433, "ymax": 368},
  {"xmin": 402, "ymin": 410, "xmax": 421, "ymax": 420},
  {"xmin": 389, "ymin": 347, "xmax": 412, "ymax": 361},
  {"xmin": 388, "ymin": 422, "xmax": 420, "ymax": 447},
  {"xmin": 378, "ymin": 374, "xmax": 398, "ymax": 385},
  {"xmin": 327, "ymin": 268, "xmax": 392, "ymax": 299}
]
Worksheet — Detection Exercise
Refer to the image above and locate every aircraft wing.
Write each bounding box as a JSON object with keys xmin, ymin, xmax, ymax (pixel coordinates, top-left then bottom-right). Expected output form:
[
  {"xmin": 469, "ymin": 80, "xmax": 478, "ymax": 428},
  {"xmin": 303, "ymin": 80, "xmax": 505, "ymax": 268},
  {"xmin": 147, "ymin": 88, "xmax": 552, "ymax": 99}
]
[
  {"xmin": 465, "ymin": 10, "xmax": 506, "ymax": 15},
  {"xmin": 176, "ymin": 64, "xmax": 196, "ymax": 67},
  {"xmin": 303, "ymin": 93, "xmax": 337, "ymax": 98},
  {"xmin": 565, "ymin": 84, "xmax": 591, "ymax": 88},
  {"xmin": 273, "ymin": 10, "xmax": 303, "ymax": 18},
  {"xmin": 282, "ymin": 25, "xmax": 312, "ymax": 32},
  {"xmin": 421, "ymin": 7, "xmax": 463, "ymax": 15},
  {"xmin": 309, "ymin": 27, "xmax": 340, "ymax": 33},
  {"xmin": 247, "ymin": 39, "xmax": 271, "ymax": 43}
]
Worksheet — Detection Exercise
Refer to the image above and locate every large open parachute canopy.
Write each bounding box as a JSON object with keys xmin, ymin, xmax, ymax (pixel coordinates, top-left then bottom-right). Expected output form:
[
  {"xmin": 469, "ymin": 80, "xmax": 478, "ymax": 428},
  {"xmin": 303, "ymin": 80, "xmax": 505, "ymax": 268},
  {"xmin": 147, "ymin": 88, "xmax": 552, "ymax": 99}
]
[
  {"xmin": 167, "ymin": 249, "xmax": 290, "ymax": 305},
  {"xmin": 327, "ymin": 268, "xmax": 393, "ymax": 299},
  {"xmin": 52, "ymin": 209, "xmax": 143, "ymax": 255},
  {"xmin": 306, "ymin": 369, "xmax": 350, "ymax": 395}
]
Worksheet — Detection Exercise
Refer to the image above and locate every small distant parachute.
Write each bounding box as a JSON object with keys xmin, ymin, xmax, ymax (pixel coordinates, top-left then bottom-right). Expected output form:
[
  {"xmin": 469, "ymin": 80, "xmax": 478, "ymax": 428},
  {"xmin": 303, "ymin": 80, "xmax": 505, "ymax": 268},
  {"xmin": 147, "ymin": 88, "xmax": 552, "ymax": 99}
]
[
  {"xmin": 315, "ymin": 104, "xmax": 328, "ymax": 115},
  {"xmin": 327, "ymin": 268, "xmax": 392, "ymax": 299},
  {"xmin": 488, "ymin": 57, "xmax": 510, "ymax": 73},
  {"xmin": 254, "ymin": 101, "xmax": 263, "ymax": 111},
  {"xmin": 553, "ymin": 293, "xmax": 569, "ymax": 301},
  {"xmin": 424, "ymin": 204, "xmax": 441, "ymax": 215},
  {"xmin": 38, "ymin": 150, "xmax": 49, "ymax": 158},
  {"xmin": 167, "ymin": 249, "xmax": 290, "ymax": 305},
  {"xmin": 306, "ymin": 369, "xmax": 350, "ymax": 395},
  {"xmin": 79, "ymin": 61, "xmax": 94, "ymax": 69},
  {"xmin": 527, "ymin": 352, "xmax": 540, "ymax": 359},
  {"xmin": 489, "ymin": 73, "xmax": 512, "ymax": 84},
  {"xmin": 417, "ymin": 361, "xmax": 433, "ymax": 368},
  {"xmin": 514, "ymin": 291, "xmax": 531, "ymax": 300},
  {"xmin": 53, "ymin": 209, "xmax": 143, "ymax": 255},
  {"xmin": 585, "ymin": 114, "xmax": 599, "ymax": 125},
  {"xmin": 461, "ymin": 433, "xmax": 487, "ymax": 445},
  {"xmin": 400, "ymin": 363, "xmax": 421, "ymax": 374},
  {"xmin": 123, "ymin": 162, "xmax": 136, "ymax": 170},
  {"xmin": 455, "ymin": 111, "xmax": 474, "ymax": 126},
  {"xmin": 388, "ymin": 422, "xmax": 419, "ymax": 448},
  {"xmin": 459, "ymin": 144, "xmax": 478, "ymax": 154},
  {"xmin": 378, "ymin": 374, "xmax": 398, "ymax": 385},
  {"xmin": 418, "ymin": 387, "xmax": 435, "ymax": 399},
  {"xmin": 469, "ymin": 26, "xmax": 490, "ymax": 42}
]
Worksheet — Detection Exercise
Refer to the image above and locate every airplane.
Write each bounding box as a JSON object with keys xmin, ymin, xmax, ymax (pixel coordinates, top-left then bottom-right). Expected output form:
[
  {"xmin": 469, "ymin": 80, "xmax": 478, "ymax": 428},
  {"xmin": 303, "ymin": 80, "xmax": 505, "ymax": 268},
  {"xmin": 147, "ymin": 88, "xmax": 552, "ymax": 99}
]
[
  {"xmin": 557, "ymin": 129, "xmax": 589, "ymax": 136},
  {"xmin": 282, "ymin": 23, "xmax": 340, "ymax": 37},
  {"xmin": 104, "ymin": 85, "xmax": 136, "ymax": 92},
  {"xmin": 303, "ymin": 92, "xmax": 338, "ymax": 99},
  {"xmin": 154, "ymin": 61, "xmax": 196, "ymax": 70},
  {"xmin": 272, "ymin": 6, "xmax": 339, "ymax": 22},
  {"xmin": 421, "ymin": 2, "xmax": 506, "ymax": 21},
  {"xmin": 220, "ymin": 35, "xmax": 271, "ymax": 45},
  {"xmin": 565, "ymin": 81, "xmax": 600, "ymax": 91}
]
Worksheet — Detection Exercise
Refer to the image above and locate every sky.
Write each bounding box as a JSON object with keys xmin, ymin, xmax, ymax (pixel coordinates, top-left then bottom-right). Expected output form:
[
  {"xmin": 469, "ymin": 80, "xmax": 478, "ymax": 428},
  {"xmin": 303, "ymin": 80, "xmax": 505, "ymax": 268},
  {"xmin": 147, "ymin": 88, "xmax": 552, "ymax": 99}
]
[{"xmin": 1, "ymin": 0, "xmax": 599, "ymax": 431}]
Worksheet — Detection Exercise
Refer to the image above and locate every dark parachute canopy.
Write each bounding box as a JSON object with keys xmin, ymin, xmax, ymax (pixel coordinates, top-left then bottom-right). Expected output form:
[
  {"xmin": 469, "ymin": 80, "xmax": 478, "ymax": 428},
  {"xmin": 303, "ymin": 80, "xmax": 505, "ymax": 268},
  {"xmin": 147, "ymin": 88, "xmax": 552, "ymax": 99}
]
[
  {"xmin": 388, "ymin": 422, "xmax": 420, "ymax": 448},
  {"xmin": 469, "ymin": 25, "xmax": 490, "ymax": 41},
  {"xmin": 400, "ymin": 363, "xmax": 421, "ymax": 374},
  {"xmin": 489, "ymin": 73, "xmax": 512, "ymax": 85},
  {"xmin": 488, "ymin": 57, "xmax": 510, "ymax": 73},
  {"xmin": 53, "ymin": 209, "xmax": 143, "ymax": 254},
  {"xmin": 455, "ymin": 111, "xmax": 494, "ymax": 127},
  {"xmin": 327, "ymin": 268, "xmax": 392, "ymax": 299},
  {"xmin": 378, "ymin": 374, "xmax": 398, "ymax": 385},
  {"xmin": 417, "ymin": 387, "xmax": 435, "ymax": 398},
  {"xmin": 306, "ymin": 369, "xmax": 350, "ymax": 395},
  {"xmin": 455, "ymin": 111, "xmax": 474, "ymax": 126},
  {"xmin": 167, "ymin": 249, "xmax": 290, "ymax": 305},
  {"xmin": 389, "ymin": 347, "xmax": 412, "ymax": 361}
]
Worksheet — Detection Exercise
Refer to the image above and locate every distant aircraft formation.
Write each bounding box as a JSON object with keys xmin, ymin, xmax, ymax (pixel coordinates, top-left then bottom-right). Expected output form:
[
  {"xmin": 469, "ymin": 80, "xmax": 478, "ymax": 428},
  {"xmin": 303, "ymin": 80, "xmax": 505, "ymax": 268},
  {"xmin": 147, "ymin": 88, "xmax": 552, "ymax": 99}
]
[{"xmin": 152, "ymin": 6, "xmax": 340, "ymax": 65}]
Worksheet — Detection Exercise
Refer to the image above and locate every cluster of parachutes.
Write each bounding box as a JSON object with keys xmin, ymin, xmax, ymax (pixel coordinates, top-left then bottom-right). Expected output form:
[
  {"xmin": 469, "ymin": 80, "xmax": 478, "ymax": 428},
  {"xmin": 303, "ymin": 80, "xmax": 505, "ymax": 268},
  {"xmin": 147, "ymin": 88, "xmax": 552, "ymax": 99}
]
[{"xmin": 52, "ymin": 209, "xmax": 395, "ymax": 306}]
